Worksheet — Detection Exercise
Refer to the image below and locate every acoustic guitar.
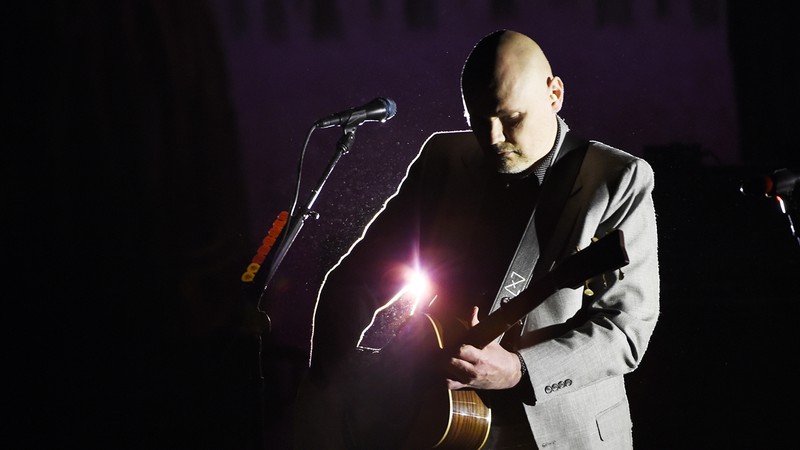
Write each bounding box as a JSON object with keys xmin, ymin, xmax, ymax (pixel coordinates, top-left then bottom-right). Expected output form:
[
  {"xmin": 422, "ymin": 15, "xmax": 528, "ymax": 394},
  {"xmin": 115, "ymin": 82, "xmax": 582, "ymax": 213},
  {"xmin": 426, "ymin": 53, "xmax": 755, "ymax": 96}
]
[{"xmin": 345, "ymin": 229, "xmax": 630, "ymax": 449}]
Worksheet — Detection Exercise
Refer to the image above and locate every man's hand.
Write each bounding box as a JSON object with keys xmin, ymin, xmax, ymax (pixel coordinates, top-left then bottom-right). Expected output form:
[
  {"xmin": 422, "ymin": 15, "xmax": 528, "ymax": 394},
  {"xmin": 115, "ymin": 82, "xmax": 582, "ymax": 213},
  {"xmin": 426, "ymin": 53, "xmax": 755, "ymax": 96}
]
[{"xmin": 444, "ymin": 306, "xmax": 523, "ymax": 390}]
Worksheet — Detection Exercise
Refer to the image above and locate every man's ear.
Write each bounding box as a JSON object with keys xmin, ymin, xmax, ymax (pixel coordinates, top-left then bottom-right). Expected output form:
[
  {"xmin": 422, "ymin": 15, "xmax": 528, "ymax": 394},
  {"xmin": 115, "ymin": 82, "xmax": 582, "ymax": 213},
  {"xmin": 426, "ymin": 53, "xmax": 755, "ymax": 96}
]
[{"xmin": 548, "ymin": 76, "xmax": 564, "ymax": 112}]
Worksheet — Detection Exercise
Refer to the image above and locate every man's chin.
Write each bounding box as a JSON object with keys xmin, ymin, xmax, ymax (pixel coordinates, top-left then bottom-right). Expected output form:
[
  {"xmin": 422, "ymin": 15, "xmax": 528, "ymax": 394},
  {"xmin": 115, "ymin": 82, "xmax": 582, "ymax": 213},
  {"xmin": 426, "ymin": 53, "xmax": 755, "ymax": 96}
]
[
  {"xmin": 495, "ymin": 157, "xmax": 525, "ymax": 174},
  {"xmin": 496, "ymin": 165, "xmax": 514, "ymax": 174}
]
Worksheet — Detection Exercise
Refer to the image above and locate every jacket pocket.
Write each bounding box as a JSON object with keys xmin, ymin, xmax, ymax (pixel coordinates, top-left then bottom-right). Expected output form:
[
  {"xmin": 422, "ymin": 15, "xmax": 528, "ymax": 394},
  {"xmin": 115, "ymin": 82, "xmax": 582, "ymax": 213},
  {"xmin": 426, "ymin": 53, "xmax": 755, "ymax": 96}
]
[{"xmin": 595, "ymin": 398, "xmax": 631, "ymax": 442}]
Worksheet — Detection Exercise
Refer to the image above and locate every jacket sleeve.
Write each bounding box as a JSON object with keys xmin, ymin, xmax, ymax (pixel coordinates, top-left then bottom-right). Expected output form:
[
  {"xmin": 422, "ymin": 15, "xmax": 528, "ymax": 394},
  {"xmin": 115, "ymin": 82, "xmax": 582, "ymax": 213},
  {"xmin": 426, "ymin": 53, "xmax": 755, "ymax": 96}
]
[
  {"xmin": 293, "ymin": 132, "xmax": 469, "ymax": 449},
  {"xmin": 518, "ymin": 150, "xmax": 660, "ymax": 404},
  {"xmin": 306, "ymin": 137, "xmax": 432, "ymax": 382}
]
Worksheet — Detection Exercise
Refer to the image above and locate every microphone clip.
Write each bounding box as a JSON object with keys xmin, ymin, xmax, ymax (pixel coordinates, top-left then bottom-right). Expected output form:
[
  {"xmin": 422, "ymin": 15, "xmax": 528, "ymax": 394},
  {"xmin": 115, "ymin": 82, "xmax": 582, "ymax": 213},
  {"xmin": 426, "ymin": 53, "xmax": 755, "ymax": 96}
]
[
  {"xmin": 336, "ymin": 127, "xmax": 358, "ymax": 155},
  {"xmin": 740, "ymin": 168, "xmax": 799, "ymax": 199}
]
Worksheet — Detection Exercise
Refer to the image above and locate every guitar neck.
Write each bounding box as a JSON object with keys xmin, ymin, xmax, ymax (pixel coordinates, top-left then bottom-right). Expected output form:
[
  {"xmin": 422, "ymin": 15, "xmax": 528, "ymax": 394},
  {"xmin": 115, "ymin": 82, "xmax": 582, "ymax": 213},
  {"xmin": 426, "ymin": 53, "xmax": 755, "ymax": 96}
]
[
  {"xmin": 434, "ymin": 229, "xmax": 627, "ymax": 354},
  {"xmin": 459, "ymin": 272, "xmax": 557, "ymax": 350},
  {"xmin": 456, "ymin": 230, "xmax": 629, "ymax": 350}
]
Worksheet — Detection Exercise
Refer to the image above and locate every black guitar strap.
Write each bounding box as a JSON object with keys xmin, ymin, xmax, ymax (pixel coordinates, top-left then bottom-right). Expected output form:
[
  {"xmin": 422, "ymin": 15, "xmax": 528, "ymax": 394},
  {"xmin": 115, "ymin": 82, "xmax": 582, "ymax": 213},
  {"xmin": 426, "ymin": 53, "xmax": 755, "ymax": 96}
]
[{"xmin": 489, "ymin": 131, "xmax": 590, "ymax": 331}]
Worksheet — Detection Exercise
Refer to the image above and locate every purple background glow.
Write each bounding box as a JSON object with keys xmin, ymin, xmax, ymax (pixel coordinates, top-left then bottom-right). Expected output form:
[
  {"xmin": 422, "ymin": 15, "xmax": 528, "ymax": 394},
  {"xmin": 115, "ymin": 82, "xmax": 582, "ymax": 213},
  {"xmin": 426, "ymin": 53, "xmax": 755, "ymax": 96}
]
[
  {"xmin": 209, "ymin": 0, "xmax": 740, "ymax": 350},
  {"xmin": 9, "ymin": 1, "xmax": 799, "ymax": 448}
]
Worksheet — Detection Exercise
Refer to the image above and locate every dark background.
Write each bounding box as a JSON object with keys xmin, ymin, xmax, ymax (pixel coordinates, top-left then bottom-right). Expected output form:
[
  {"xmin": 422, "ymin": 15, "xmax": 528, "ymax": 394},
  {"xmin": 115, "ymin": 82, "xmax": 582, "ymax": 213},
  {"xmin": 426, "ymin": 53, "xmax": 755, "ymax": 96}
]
[{"xmin": 7, "ymin": 1, "xmax": 799, "ymax": 449}]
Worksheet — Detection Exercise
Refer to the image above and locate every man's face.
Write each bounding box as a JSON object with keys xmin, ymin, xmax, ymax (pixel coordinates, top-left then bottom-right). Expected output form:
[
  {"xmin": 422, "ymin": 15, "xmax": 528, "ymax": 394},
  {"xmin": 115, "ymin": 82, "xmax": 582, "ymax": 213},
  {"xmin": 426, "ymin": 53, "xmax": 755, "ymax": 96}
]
[{"xmin": 465, "ymin": 69, "xmax": 559, "ymax": 174}]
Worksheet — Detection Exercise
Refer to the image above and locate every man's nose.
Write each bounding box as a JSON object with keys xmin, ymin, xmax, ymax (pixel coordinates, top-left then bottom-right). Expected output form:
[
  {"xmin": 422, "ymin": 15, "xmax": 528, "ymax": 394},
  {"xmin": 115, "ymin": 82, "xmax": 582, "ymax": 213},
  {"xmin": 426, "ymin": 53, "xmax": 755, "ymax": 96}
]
[{"xmin": 489, "ymin": 117, "xmax": 505, "ymax": 145}]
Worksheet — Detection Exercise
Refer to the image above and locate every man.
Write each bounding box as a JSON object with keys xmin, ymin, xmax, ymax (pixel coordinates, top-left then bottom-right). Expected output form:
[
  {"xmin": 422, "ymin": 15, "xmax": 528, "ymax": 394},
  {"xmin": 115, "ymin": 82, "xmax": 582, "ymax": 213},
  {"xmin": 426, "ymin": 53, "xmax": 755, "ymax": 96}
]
[{"xmin": 294, "ymin": 29, "xmax": 659, "ymax": 449}]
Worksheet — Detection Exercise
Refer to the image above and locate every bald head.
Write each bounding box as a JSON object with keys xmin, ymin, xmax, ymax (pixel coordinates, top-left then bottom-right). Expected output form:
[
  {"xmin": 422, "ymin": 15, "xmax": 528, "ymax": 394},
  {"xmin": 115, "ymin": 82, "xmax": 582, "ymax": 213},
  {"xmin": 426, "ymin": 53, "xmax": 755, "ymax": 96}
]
[
  {"xmin": 460, "ymin": 30, "xmax": 565, "ymax": 174},
  {"xmin": 461, "ymin": 30, "xmax": 553, "ymax": 106}
]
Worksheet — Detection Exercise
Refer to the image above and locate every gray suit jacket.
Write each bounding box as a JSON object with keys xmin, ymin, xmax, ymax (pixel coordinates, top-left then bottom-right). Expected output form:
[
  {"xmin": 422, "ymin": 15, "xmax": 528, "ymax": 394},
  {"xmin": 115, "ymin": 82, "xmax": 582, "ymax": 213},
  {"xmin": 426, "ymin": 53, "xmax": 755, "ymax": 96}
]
[{"xmin": 297, "ymin": 129, "xmax": 660, "ymax": 449}]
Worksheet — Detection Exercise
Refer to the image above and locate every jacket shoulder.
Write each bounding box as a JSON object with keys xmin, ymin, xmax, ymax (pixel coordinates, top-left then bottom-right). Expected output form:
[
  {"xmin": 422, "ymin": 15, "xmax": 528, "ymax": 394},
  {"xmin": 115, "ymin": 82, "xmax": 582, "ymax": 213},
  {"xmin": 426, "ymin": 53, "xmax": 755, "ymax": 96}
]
[
  {"xmin": 585, "ymin": 141, "xmax": 655, "ymax": 181},
  {"xmin": 420, "ymin": 130, "xmax": 480, "ymax": 155}
]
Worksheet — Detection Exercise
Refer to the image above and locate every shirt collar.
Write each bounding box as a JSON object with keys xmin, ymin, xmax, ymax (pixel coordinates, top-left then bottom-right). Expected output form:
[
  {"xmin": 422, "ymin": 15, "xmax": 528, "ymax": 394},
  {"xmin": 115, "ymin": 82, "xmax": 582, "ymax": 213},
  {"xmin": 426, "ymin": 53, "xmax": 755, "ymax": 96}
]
[{"xmin": 530, "ymin": 115, "xmax": 569, "ymax": 184}]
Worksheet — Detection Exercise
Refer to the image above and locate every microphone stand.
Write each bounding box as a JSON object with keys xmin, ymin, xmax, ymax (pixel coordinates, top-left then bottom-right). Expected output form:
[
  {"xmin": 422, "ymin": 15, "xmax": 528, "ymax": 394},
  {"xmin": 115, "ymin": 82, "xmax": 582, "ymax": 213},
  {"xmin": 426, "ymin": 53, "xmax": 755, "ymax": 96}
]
[
  {"xmin": 773, "ymin": 195, "xmax": 800, "ymax": 250},
  {"xmin": 256, "ymin": 124, "xmax": 359, "ymax": 309},
  {"xmin": 766, "ymin": 168, "xmax": 800, "ymax": 251},
  {"xmin": 240, "ymin": 124, "xmax": 360, "ymax": 449}
]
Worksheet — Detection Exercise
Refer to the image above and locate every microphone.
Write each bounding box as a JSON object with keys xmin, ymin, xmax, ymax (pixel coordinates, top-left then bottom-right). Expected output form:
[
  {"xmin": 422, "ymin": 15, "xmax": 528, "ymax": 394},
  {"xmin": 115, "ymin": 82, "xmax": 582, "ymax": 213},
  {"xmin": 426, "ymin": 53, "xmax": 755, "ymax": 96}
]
[
  {"xmin": 314, "ymin": 97, "xmax": 397, "ymax": 129},
  {"xmin": 740, "ymin": 168, "xmax": 799, "ymax": 197}
]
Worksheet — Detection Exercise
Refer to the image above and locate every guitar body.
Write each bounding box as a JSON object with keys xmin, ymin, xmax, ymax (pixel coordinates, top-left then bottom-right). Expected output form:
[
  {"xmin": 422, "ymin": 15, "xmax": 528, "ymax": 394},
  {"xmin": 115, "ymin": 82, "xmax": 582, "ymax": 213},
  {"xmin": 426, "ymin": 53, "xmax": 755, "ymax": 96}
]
[
  {"xmin": 344, "ymin": 314, "xmax": 491, "ymax": 450},
  {"xmin": 343, "ymin": 230, "xmax": 630, "ymax": 449},
  {"xmin": 411, "ymin": 384, "xmax": 491, "ymax": 449},
  {"xmin": 400, "ymin": 314, "xmax": 492, "ymax": 449}
]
